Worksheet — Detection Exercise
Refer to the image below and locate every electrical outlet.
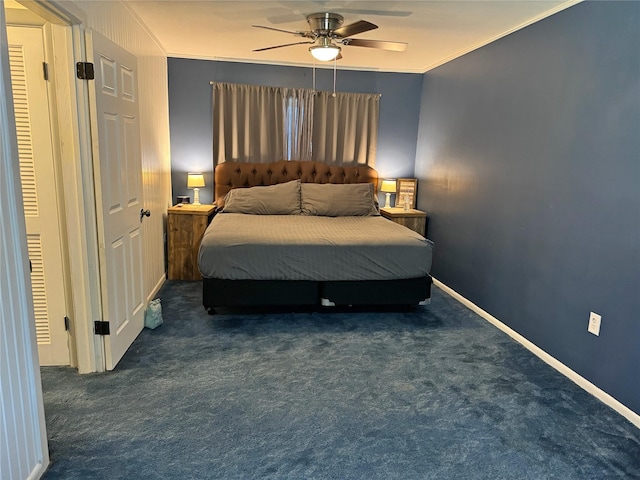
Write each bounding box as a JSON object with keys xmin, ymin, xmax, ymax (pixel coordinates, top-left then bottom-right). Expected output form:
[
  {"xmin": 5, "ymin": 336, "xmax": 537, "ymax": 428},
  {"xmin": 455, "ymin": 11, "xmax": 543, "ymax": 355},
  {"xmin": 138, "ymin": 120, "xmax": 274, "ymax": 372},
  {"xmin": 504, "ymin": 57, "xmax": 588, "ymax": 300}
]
[{"xmin": 588, "ymin": 312, "xmax": 601, "ymax": 336}]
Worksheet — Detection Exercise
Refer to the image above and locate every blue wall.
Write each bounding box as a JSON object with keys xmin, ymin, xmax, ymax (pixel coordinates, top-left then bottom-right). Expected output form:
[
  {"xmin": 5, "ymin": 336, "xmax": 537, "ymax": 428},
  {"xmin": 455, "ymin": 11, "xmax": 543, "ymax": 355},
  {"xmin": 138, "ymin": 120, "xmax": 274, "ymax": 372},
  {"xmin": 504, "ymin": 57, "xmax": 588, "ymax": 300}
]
[
  {"xmin": 415, "ymin": 1, "xmax": 640, "ymax": 413},
  {"xmin": 168, "ymin": 59, "xmax": 423, "ymax": 205}
]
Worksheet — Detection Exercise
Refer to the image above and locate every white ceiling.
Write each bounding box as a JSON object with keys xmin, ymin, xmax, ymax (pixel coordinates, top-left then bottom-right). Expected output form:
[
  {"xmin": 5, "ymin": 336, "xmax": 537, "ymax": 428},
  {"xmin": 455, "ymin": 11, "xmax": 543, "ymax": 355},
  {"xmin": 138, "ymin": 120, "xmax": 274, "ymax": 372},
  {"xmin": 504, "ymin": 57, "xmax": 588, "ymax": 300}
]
[{"xmin": 126, "ymin": 0, "xmax": 581, "ymax": 73}]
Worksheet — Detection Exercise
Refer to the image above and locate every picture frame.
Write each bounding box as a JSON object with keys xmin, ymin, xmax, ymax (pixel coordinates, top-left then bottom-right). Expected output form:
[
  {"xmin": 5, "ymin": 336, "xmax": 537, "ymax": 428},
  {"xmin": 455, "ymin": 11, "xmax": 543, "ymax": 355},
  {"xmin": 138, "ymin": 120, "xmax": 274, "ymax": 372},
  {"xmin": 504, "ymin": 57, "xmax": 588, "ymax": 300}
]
[{"xmin": 396, "ymin": 178, "xmax": 418, "ymax": 209}]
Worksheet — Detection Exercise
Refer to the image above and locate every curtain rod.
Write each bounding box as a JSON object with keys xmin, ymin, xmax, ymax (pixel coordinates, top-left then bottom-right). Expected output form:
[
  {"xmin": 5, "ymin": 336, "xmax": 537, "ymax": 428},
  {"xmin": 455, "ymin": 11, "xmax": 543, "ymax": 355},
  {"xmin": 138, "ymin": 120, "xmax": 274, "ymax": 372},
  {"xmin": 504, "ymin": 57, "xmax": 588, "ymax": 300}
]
[{"xmin": 210, "ymin": 81, "xmax": 381, "ymax": 97}]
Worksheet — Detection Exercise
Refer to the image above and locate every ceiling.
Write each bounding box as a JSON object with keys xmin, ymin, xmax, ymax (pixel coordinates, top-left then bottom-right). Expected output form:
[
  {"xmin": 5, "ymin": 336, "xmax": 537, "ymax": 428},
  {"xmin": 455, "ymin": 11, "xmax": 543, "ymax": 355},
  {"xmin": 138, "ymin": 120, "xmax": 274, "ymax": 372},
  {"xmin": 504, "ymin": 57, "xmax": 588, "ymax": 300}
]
[{"xmin": 125, "ymin": 0, "xmax": 581, "ymax": 73}]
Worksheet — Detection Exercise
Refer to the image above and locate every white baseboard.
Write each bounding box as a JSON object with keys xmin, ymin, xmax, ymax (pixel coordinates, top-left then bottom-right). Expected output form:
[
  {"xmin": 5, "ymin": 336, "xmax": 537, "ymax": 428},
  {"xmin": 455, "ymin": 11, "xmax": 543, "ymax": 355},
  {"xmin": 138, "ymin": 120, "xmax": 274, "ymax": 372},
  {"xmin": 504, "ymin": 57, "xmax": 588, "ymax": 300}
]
[
  {"xmin": 27, "ymin": 461, "xmax": 46, "ymax": 480},
  {"xmin": 433, "ymin": 278, "xmax": 640, "ymax": 430},
  {"xmin": 147, "ymin": 274, "xmax": 166, "ymax": 304}
]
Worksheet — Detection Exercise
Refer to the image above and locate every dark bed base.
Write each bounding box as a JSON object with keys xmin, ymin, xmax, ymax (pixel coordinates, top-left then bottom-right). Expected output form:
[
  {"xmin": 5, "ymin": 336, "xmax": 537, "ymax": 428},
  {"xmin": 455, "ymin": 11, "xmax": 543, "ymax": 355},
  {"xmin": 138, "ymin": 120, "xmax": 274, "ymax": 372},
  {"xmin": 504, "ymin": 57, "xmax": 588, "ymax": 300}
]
[{"xmin": 202, "ymin": 276, "xmax": 432, "ymax": 314}]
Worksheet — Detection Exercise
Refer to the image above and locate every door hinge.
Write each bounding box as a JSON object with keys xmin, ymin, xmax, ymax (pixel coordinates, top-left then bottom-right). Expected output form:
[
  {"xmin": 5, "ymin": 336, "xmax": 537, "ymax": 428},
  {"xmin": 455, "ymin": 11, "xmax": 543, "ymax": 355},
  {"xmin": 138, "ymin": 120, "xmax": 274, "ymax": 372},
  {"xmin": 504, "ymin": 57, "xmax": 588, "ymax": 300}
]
[
  {"xmin": 94, "ymin": 320, "xmax": 110, "ymax": 335},
  {"xmin": 76, "ymin": 61, "xmax": 95, "ymax": 80},
  {"xmin": 43, "ymin": 62, "xmax": 49, "ymax": 81},
  {"xmin": 64, "ymin": 316, "xmax": 70, "ymax": 331}
]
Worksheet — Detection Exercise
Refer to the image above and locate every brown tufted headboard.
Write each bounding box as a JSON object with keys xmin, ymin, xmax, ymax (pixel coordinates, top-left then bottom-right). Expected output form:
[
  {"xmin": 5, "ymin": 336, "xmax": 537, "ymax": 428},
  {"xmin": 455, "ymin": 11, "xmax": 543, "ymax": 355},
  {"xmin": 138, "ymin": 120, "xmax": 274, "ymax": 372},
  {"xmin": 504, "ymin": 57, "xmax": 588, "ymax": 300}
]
[{"xmin": 214, "ymin": 160, "xmax": 379, "ymax": 207}]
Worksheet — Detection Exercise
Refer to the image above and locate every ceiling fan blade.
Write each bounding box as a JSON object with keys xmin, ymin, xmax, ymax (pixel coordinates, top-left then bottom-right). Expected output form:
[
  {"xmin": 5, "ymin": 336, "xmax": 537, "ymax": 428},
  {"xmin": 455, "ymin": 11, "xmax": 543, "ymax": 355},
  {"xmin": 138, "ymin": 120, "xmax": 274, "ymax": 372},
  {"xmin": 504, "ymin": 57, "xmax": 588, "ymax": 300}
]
[
  {"xmin": 333, "ymin": 20, "xmax": 378, "ymax": 38},
  {"xmin": 253, "ymin": 41, "xmax": 314, "ymax": 52},
  {"xmin": 342, "ymin": 38, "xmax": 407, "ymax": 52},
  {"xmin": 252, "ymin": 25, "xmax": 308, "ymax": 37}
]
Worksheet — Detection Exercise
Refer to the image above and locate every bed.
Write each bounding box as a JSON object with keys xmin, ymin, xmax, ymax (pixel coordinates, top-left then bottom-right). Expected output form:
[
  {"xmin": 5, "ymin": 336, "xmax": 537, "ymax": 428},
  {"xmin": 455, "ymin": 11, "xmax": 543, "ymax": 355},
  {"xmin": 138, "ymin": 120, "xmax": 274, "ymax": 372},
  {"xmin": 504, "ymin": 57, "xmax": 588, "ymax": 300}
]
[{"xmin": 199, "ymin": 160, "xmax": 434, "ymax": 313}]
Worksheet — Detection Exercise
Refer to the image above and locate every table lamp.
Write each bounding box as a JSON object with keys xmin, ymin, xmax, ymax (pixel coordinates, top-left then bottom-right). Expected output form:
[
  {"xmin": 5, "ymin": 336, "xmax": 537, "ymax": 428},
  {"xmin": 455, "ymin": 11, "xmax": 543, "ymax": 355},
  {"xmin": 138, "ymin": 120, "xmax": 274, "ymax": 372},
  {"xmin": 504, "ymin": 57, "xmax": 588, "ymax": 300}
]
[
  {"xmin": 187, "ymin": 173, "xmax": 205, "ymax": 206},
  {"xmin": 380, "ymin": 179, "xmax": 396, "ymax": 208}
]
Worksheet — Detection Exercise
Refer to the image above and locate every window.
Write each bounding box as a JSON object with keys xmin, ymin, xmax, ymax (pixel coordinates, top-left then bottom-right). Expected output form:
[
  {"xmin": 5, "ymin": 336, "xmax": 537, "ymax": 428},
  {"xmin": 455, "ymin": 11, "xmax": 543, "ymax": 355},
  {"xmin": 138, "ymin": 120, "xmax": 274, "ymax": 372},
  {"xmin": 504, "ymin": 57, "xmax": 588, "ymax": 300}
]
[{"xmin": 213, "ymin": 82, "xmax": 379, "ymax": 166}]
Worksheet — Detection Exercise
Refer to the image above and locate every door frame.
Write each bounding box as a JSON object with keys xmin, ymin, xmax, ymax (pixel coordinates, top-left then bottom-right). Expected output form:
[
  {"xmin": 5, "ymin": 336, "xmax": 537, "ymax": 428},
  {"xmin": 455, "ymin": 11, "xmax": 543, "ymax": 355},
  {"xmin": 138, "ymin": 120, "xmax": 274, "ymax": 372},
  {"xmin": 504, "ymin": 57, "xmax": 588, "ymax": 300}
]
[{"xmin": 19, "ymin": 0, "xmax": 107, "ymax": 372}]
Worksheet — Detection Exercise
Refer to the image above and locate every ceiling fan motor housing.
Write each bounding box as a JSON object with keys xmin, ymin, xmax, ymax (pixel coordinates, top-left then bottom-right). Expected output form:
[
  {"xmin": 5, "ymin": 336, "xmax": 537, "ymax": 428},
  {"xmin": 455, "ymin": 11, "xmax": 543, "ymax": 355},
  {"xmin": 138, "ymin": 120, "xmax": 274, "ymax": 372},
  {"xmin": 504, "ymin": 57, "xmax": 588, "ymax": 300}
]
[{"xmin": 307, "ymin": 12, "xmax": 344, "ymax": 36}]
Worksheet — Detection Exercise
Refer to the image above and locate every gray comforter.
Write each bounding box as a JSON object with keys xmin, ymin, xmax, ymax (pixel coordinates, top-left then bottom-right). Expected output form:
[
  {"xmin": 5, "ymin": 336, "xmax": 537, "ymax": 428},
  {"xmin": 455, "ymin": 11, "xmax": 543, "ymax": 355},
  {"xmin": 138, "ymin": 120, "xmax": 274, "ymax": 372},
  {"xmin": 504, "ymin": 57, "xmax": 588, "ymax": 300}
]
[{"xmin": 198, "ymin": 214, "xmax": 433, "ymax": 281}]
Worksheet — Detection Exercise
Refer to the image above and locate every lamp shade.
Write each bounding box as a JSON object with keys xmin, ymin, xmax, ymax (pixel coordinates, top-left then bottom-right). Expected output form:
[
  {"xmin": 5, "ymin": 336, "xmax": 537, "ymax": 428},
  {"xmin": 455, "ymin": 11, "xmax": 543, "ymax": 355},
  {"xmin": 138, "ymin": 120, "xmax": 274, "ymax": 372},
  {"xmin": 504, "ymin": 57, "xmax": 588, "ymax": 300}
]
[
  {"xmin": 187, "ymin": 173, "xmax": 205, "ymax": 189},
  {"xmin": 310, "ymin": 45, "xmax": 341, "ymax": 62},
  {"xmin": 381, "ymin": 180, "xmax": 397, "ymax": 193}
]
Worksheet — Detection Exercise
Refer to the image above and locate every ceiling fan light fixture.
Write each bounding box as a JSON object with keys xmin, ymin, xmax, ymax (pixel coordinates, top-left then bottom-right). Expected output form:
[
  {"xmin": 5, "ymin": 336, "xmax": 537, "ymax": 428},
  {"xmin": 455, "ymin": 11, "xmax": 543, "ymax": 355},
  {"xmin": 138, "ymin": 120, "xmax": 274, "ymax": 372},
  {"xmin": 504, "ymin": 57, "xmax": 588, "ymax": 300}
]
[{"xmin": 310, "ymin": 44, "xmax": 341, "ymax": 61}]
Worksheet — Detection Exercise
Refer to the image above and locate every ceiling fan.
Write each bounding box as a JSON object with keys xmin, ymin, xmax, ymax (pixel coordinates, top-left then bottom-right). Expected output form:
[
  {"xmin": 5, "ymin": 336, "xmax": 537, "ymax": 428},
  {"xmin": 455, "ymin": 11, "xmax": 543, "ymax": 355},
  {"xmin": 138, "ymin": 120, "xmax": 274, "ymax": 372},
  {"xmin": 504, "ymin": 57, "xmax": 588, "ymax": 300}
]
[{"xmin": 252, "ymin": 12, "xmax": 407, "ymax": 62}]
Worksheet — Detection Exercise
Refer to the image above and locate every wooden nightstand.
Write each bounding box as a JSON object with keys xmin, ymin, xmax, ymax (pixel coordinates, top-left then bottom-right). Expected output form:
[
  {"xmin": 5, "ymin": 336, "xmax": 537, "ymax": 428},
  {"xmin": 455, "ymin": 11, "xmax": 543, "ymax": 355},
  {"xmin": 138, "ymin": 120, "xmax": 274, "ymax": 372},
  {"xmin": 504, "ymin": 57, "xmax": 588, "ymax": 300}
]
[
  {"xmin": 380, "ymin": 207, "xmax": 428, "ymax": 237},
  {"xmin": 167, "ymin": 204, "xmax": 216, "ymax": 280}
]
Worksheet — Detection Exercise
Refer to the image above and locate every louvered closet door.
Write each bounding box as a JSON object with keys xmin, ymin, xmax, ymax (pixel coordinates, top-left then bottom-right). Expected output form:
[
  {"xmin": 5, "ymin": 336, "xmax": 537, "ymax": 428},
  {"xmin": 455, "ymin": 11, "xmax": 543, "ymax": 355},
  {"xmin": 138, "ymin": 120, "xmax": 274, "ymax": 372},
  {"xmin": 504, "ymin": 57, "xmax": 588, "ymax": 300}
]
[{"xmin": 7, "ymin": 26, "xmax": 70, "ymax": 366}]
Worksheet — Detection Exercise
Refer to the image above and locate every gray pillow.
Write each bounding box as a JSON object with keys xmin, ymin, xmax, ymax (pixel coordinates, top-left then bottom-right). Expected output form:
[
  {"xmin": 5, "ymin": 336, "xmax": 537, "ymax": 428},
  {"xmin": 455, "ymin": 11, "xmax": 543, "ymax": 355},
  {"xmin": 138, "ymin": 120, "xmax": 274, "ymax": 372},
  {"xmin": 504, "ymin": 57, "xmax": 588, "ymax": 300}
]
[
  {"xmin": 301, "ymin": 183, "xmax": 380, "ymax": 216},
  {"xmin": 222, "ymin": 179, "xmax": 301, "ymax": 215}
]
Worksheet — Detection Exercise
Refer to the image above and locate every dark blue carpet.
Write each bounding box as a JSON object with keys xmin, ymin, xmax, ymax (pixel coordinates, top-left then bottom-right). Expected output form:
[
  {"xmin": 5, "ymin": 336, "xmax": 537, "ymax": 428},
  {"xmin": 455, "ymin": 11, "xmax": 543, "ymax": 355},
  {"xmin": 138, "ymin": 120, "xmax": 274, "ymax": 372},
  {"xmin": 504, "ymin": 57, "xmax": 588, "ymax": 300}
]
[{"xmin": 41, "ymin": 281, "xmax": 640, "ymax": 479}]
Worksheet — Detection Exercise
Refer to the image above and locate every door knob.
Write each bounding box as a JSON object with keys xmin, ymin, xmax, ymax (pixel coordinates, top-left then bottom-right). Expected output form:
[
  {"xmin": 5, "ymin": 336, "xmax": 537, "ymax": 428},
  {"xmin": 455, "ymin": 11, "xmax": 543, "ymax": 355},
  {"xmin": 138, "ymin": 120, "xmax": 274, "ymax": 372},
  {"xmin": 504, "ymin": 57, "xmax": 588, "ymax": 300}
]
[{"xmin": 140, "ymin": 209, "xmax": 151, "ymax": 221}]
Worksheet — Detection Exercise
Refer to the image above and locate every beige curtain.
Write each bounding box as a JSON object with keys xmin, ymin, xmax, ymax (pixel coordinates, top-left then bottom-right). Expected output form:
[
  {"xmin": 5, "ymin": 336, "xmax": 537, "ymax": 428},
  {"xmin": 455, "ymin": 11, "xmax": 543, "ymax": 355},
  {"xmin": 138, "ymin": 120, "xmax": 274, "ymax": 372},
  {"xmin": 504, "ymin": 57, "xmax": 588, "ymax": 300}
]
[
  {"xmin": 312, "ymin": 91, "xmax": 380, "ymax": 167},
  {"xmin": 212, "ymin": 82, "xmax": 284, "ymax": 165},
  {"xmin": 213, "ymin": 82, "xmax": 380, "ymax": 167}
]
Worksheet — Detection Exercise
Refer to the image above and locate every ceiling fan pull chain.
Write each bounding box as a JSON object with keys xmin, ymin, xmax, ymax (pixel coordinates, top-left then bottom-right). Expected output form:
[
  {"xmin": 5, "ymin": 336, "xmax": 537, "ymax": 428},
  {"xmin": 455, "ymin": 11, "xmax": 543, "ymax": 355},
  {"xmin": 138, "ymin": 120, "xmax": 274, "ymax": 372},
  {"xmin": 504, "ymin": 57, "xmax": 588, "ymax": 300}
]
[
  {"xmin": 333, "ymin": 57, "xmax": 337, "ymax": 97},
  {"xmin": 312, "ymin": 59, "xmax": 316, "ymax": 92}
]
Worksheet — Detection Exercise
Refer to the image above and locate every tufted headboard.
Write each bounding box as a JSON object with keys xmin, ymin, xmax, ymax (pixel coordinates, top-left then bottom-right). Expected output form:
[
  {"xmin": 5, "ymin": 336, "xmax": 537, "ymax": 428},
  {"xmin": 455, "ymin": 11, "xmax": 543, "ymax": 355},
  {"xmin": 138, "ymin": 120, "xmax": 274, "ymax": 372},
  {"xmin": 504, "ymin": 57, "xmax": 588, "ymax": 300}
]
[{"xmin": 214, "ymin": 160, "xmax": 379, "ymax": 207}]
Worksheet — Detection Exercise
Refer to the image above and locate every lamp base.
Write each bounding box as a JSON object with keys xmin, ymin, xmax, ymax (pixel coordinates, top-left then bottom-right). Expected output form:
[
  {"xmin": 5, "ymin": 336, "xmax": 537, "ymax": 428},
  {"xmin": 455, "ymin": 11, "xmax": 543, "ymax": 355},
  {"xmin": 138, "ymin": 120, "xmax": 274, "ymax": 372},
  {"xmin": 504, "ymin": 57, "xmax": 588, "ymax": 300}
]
[
  {"xmin": 192, "ymin": 188, "xmax": 201, "ymax": 206},
  {"xmin": 384, "ymin": 192, "xmax": 391, "ymax": 208}
]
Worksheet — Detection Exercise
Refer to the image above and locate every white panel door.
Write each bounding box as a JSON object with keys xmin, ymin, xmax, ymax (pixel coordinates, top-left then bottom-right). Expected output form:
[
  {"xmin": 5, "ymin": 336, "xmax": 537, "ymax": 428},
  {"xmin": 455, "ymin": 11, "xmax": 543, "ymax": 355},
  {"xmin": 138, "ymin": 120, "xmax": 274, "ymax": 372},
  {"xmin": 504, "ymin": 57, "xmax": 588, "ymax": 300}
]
[
  {"xmin": 87, "ymin": 30, "xmax": 145, "ymax": 370},
  {"xmin": 7, "ymin": 25, "xmax": 70, "ymax": 366}
]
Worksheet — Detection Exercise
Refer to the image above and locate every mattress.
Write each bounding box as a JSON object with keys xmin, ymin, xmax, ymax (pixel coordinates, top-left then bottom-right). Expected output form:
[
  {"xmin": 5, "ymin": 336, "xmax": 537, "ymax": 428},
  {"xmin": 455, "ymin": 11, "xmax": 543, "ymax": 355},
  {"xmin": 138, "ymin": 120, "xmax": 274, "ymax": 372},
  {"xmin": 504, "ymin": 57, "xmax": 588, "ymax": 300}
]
[{"xmin": 198, "ymin": 213, "xmax": 433, "ymax": 281}]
